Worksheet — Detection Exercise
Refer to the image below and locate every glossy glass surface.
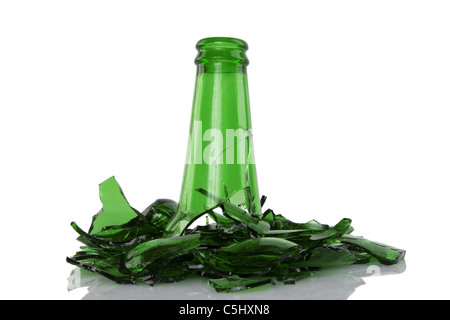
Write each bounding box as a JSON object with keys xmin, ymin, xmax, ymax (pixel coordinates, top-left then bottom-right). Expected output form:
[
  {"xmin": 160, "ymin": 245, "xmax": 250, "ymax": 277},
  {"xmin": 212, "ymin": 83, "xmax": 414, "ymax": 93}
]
[{"xmin": 165, "ymin": 37, "xmax": 261, "ymax": 237}]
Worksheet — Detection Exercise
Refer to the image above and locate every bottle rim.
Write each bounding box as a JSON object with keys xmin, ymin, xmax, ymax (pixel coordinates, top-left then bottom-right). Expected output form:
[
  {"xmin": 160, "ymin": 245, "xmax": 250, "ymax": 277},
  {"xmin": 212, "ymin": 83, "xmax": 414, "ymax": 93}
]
[
  {"xmin": 195, "ymin": 37, "xmax": 249, "ymax": 68},
  {"xmin": 196, "ymin": 37, "xmax": 248, "ymax": 51}
]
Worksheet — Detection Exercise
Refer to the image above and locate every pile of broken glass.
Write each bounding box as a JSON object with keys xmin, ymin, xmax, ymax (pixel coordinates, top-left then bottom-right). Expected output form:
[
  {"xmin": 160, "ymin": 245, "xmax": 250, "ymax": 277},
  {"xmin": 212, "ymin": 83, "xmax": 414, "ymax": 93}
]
[{"xmin": 67, "ymin": 177, "xmax": 405, "ymax": 293}]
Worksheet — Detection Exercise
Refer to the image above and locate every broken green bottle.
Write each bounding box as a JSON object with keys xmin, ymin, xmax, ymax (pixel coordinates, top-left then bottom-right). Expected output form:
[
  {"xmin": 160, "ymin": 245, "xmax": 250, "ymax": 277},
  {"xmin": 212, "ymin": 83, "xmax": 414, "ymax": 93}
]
[
  {"xmin": 165, "ymin": 37, "xmax": 261, "ymax": 237},
  {"xmin": 67, "ymin": 37, "xmax": 406, "ymax": 293}
]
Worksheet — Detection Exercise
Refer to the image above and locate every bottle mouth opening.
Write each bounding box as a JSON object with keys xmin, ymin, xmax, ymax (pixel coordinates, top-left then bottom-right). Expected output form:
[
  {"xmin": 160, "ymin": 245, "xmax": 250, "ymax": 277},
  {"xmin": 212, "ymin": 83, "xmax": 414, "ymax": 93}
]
[
  {"xmin": 196, "ymin": 37, "xmax": 248, "ymax": 51},
  {"xmin": 195, "ymin": 37, "xmax": 249, "ymax": 67}
]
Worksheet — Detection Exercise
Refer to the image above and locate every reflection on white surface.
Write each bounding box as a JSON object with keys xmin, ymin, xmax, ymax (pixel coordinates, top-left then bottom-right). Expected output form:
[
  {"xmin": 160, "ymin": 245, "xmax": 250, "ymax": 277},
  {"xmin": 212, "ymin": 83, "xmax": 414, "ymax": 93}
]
[{"xmin": 68, "ymin": 261, "xmax": 406, "ymax": 300}]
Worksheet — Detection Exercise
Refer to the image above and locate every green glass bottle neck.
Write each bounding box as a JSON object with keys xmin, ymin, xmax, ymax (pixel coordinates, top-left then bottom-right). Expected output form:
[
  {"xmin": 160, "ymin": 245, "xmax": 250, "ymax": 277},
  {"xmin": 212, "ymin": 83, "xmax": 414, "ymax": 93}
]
[
  {"xmin": 195, "ymin": 37, "xmax": 249, "ymax": 74},
  {"xmin": 196, "ymin": 63, "xmax": 247, "ymax": 74}
]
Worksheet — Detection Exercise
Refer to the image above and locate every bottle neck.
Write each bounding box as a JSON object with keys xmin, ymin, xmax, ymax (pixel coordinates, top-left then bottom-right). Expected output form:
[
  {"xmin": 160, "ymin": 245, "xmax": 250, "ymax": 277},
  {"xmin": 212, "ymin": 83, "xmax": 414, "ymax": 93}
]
[
  {"xmin": 197, "ymin": 62, "xmax": 247, "ymax": 74},
  {"xmin": 194, "ymin": 37, "xmax": 249, "ymax": 74},
  {"xmin": 164, "ymin": 37, "xmax": 260, "ymax": 237}
]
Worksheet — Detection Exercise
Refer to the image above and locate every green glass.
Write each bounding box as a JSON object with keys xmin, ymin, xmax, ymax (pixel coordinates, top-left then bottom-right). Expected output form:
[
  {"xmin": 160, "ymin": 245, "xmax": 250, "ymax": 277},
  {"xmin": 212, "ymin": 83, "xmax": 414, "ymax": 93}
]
[
  {"xmin": 67, "ymin": 37, "xmax": 406, "ymax": 294},
  {"xmin": 88, "ymin": 176, "xmax": 140, "ymax": 236},
  {"xmin": 165, "ymin": 37, "xmax": 261, "ymax": 237},
  {"xmin": 67, "ymin": 175, "xmax": 406, "ymax": 292}
]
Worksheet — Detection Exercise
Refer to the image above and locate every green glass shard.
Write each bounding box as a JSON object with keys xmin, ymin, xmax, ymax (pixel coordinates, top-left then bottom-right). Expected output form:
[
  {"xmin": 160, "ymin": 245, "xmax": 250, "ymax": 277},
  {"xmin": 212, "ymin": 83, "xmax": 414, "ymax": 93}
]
[
  {"xmin": 193, "ymin": 188, "xmax": 270, "ymax": 234},
  {"xmin": 291, "ymin": 244, "xmax": 370, "ymax": 268},
  {"xmin": 207, "ymin": 211, "xmax": 235, "ymax": 229},
  {"xmin": 309, "ymin": 218, "xmax": 352, "ymax": 241},
  {"xmin": 342, "ymin": 235, "xmax": 406, "ymax": 265},
  {"xmin": 141, "ymin": 199, "xmax": 177, "ymax": 230},
  {"xmin": 125, "ymin": 234, "xmax": 201, "ymax": 276},
  {"xmin": 89, "ymin": 176, "xmax": 140, "ymax": 235}
]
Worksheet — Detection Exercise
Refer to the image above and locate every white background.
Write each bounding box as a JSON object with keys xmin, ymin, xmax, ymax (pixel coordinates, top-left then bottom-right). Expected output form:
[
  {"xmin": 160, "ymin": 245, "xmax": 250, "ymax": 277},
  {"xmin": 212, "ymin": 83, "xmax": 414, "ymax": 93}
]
[{"xmin": 1, "ymin": 1, "xmax": 449, "ymax": 300}]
